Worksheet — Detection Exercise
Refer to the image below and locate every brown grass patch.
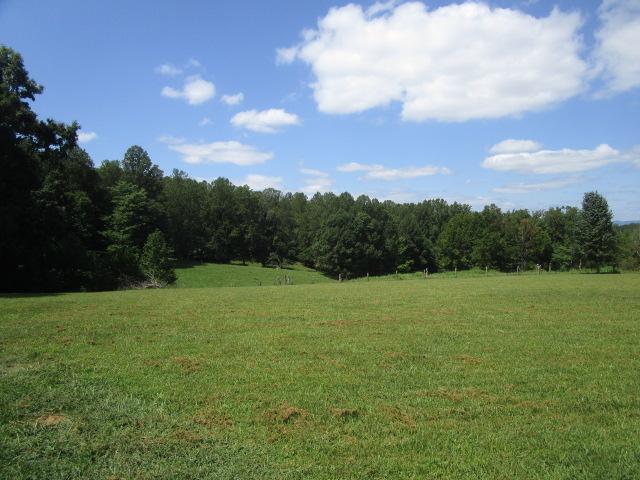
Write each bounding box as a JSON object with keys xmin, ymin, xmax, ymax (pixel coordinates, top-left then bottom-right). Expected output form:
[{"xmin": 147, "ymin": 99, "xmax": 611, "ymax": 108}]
[
  {"xmin": 193, "ymin": 408, "xmax": 233, "ymax": 429},
  {"xmin": 318, "ymin": 320, "xmax": 347, "ymax": 327},
  {"xmin": 265, "ymin": 403, "xmax": 308, "ymax": 425},
  {"xmin": 172, "ymin": 427, "xmax": 204, "ymax": 443},
  {"xmin": 454, "ymin": 355, "xmax": 483, "ymax": 365},
  {"xmin": 384, "ymin": 351, "xmax": 405, "ymax": 359},
  {"xmin": 173, "ymin": 356, "xmax": 201, "ymax": 373},
  {"xmin": 143, "ymin": 359, "xmax": 162, "ymax": 368},
  {"xmin": 332, "ymin": 408, "xmax": 359, "ymax": 419},
  {"xmin": 35, "ymin": 414, "xmax": 67, "ymax": 427},
  {"xmin": 317, "ymin": 354, "xmax": 344, "ymax": 368},
  {"xmin": 381, "ymin": 405, "xmax": 416, "ymax": 428}
]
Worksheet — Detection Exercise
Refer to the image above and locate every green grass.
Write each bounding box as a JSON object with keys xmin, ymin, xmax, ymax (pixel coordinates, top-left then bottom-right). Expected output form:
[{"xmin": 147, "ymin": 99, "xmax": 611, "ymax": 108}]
[
  {"xmin": 1, "ymin": 273, "xmax": 639, "ymax": 479},
  {"xmin": 174, "ymin": 261, "xmax": 333, "ymax": 288}
]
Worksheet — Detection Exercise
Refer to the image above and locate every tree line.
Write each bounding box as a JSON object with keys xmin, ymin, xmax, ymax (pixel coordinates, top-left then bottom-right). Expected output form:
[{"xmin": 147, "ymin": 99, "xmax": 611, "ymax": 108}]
[{"xmin": 2, "ymin": 46, "xmax": 637, "ymax": 292}]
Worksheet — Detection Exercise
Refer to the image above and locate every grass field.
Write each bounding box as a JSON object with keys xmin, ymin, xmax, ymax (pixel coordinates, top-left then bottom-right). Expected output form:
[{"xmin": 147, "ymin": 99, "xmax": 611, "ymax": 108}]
[
  {"xmin": 1, "ymin": 273, "xmax": 639, "ymax": 479},
  {"xmin": 174, "ymin": 262, "xmax": 333, "ymax": 288}
]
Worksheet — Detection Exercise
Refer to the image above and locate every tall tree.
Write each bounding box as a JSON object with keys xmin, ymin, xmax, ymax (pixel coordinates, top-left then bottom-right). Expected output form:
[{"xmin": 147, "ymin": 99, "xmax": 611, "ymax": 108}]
[
  {"xmin": 121, "ymin": 145, "xmax": 164, "ymax": 198},
  {"xmin": 437, "ymin": 212, "xmax": 477, "ymax": 270},
  {"xmin": 578, "ymin": 191, "xmax": 617, "ymax": 272}
]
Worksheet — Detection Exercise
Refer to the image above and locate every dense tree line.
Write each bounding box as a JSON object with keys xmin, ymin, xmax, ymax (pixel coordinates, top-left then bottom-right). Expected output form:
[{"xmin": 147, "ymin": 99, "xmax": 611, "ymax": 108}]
[{"xmin": 1, "ymin": 46, "xmax": 633, "ymax": 292}]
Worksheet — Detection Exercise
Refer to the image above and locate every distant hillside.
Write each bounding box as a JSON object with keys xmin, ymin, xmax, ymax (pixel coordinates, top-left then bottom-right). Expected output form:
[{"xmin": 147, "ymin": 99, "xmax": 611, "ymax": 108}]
[{"xmin": 615, "ymin": 221, "xmax": 640, "ymax": 226}]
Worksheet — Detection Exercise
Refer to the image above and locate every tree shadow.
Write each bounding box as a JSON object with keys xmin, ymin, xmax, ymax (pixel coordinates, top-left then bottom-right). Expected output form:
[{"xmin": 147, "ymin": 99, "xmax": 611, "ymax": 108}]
[{"xmin": 0, "ymin": 291, "xmax": 64, "ymax": 298}]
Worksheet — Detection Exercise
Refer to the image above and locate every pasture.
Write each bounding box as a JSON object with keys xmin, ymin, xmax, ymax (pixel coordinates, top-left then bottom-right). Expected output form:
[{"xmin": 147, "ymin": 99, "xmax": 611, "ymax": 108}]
[
  {"xmin": 1, "ymin": 273, "xmax": 639, "ymax": 479},
  {"xmin": 174, "ymin": 262, "xmax": 333, "ymax": 288}
]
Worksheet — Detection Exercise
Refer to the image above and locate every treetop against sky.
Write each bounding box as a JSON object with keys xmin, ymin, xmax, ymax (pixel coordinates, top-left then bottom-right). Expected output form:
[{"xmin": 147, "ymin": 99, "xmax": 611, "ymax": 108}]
[{"xmin": 1, "ymin": 0, "xmax": 638, "ymax": 219}]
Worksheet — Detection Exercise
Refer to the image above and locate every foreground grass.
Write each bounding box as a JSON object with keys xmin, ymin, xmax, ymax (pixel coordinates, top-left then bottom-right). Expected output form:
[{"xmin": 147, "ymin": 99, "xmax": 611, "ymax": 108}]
[
  {"xmin": 174, "ymin": 261, "xmax": 333, "ymax": 288},
  {"xmin": 1, "ymin": 274, "xmax": 639, "ymax": 479}
]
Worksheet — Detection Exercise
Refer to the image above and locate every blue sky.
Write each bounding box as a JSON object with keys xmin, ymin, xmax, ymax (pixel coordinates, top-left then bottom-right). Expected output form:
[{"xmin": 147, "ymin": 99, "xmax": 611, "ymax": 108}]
[{"xmin": 1, "ymin": 0, "xmax": 639, "ymax": 219}]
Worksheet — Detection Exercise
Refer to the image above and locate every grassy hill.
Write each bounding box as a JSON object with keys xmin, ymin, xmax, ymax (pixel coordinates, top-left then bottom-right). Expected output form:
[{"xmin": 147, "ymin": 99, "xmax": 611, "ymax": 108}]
[
  {"xmin": 174, "ymin": 261, "xmax": 333, "ymax": 288},
  {"xmin": 1, "ymin": 273, "xmax": 639, "ymax": 478}
]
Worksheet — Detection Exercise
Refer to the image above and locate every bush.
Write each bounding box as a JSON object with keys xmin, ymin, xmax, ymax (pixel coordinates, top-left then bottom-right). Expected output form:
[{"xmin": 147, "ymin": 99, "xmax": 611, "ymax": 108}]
[{"xmin": 140, "ymin": 230, "xmax": 176, "ymax": 286}]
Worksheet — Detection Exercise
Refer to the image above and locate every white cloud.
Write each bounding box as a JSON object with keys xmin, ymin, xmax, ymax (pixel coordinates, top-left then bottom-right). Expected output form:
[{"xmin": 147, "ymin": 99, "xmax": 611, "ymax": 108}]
[
  {"xmin": 186, "ymin": 58, "xmax": 202, "ymax": 68},
  {"xmin": 199, "ymin": 117, "xmax": 212, "ymax": 126},
  {"xmin": 161, "ymin": 75, "xmax": 216, "ymax": 105},
  {"xmin": 155, "ymin": 64, "xmax": 182, "ymax": 76},
  {"xmin": 240, "ymin": 174, "xmax": 284, "ymax": 190},
  {"xmin": 376, "ymin": 190, "xmax": 418, "ymax": 203},
  {"xmin": 490, "ymin": 139, "xmax": 543, "ymax": 154},
  {"xmin": 337, "ymin": 162, "xmax": 371, "ymax": 173},
  {"xmin": 366, "ymin": 0, "xmax": 399, "ymax": 17},
  {"xmin": 337, "ymin": 162, "xmax": 451, "ymax": 180},
  {"xmin": 169, "ymin": 141, "xmax": 273, "ymax": 166},
  {"xmin": 77, "ymin": 131, "xmax": 97, "ymax": 143},
  {"xmin": 157, "ymin": 135, "xmax": 185, "ymax": 145},
  {"xmin": 483, "ymin": 142, "xmax": 621, "ymax": 174},
  {"xmin": 231, "ymin": 108, "xmax": 300, "ymax": 133},
  {"xmin": 302, "ymin": 176, "xmax": 333, "ymax": 194},
  {"xmin": 493, "ymin": 177, "xmax": 582, "ymax": 194},
  {"xmin": 221, "ymin": 92, "xmax": 244, "ymax": 106},
  {"xmin": 300, "ymin": 167, "xmax": 333, "ymax": 193},
  {"xmin": 300, "ymin": 167, "xmax": 329, "ymax": 177},
  {"xmin": 278, "ymin": 2, "xmax": 586, "ymax": 121},
  {"xmin": 624, "ymin": 146, "xmax": 640, "ymax": 168},
  {"xmin": 594, "ymin": 0, "xmax": 640, "ymax": 93},
  {"xmin": 276, "ymin": 47, "xmax": 299, "ymax": 65}
]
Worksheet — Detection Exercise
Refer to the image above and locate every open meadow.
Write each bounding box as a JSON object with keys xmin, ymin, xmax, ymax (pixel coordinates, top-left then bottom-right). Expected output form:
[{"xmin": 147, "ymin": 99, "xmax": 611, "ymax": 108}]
[
  {"xmin": 174, "ymin": 262, "xmax": 333, "ymax": 288},
  {"xmin": 1, "ymin": 272, "xmax": 639, "ymax": 479}
]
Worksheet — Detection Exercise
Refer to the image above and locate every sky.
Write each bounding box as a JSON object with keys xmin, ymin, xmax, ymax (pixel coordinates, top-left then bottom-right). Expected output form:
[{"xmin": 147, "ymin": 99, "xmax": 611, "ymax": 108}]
[{"xmin": 1, "ymin": 0, "xmax": 639, "ymax": 219}]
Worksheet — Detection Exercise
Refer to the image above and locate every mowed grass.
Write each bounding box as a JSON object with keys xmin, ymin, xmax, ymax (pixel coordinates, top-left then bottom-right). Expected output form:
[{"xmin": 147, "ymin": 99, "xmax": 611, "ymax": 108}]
[
  {"xmin": 174, "ymin": 261, "xmax": 333, "ymax": 288},
  {"xmin": 1, "ymin": 274, "xmax": 639, "ymax": 479}
]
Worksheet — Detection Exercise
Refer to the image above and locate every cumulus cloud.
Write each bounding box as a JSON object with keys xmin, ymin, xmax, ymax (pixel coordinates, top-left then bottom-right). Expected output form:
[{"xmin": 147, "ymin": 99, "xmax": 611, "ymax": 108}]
[
  {"xmin": 221, "ymin": 92, "xmax": 244, "ymax": 106},
  {"xmin": 231, "ymin": 108, "xmax": 300, "ymax": 133},
  {"xmin": 199, "ymin": 117, "xmax": 212, "ymax": 126},
  {"xmin": 240, "ymin": 174, "xmax": 284, "ymax": 190},
  {"xmin": 594, "ymin": 0, "xmax": 640, "ymax": 93},
  {"xmin": 276, "ymin": 47, "xmax": 299, "ymax": 65},
  {"xmin": 77, "ymin": 131, "xmax": 97, "ymax": 143},
  {"xmin": 169, "ymin": 141, "xmax": 273, "ymax": 166},
  {"xmin": 155, "ymin": 63, "xmax": 182, "ymax": 76},
  {"xmin": 337, "ymin": 162, "xmax": 451, "ymax": 180},
  {"xmin": 161, "ymin": 75, "xmax": 216, "ymax": 105},
  {"xmin": 277, "ymin": 2, "xmax": 587, "ymax": 122},
  {"xmin": 483, "ymin": 141, "xmax": 622, "ymax": 174},
  {"xmin": 300, "ymin": 167, "xmax": 333, "ymax": 194},
  {"xmin": 493, "ymin": 177, "xmax": 582, "ymax": 194},
  {"xmin": 490, "ymin": 139, "xmax": 543, "ymax": 154}
]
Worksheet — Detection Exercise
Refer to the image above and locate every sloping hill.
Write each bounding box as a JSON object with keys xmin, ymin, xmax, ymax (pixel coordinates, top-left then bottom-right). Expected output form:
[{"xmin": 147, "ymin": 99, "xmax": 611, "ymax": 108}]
[{"xmin": 174, "ymin": 262, "xmax": 333, "ymax": 288}]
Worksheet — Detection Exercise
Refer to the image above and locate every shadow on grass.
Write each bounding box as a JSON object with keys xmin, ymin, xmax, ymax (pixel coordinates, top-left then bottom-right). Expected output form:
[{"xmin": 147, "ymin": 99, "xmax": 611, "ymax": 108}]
[{"xmin": 0, "ymin": 291, "xmax": 64, "ymax": 298}]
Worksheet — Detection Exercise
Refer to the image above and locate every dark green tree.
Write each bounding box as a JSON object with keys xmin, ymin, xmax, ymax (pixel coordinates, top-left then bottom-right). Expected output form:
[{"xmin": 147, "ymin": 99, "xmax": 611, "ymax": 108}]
[
  {"xmin": 140, "ymin": 230, "xmax": 176, "ymax": 286},
  {"xmin": 578, "ymin": 191, "xmax": 617, "ymax": 272},
  {"xmin": 104, "ymin": 181, "xmax": 164, "ymax": 282},
  {"xmin": 121, "ymin": 145, "xmax": 164, "ymax": 198},
  {"xmin": 437, "ymin": 212, "xmax": 477, "ymax": 270},
  {"xmin": 161, "ymin": 170, "xmax": 208, "ymax": 259},
  {"xmin": 0, "ymin": 45, "xmax": 106, "ymax": 291}
]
